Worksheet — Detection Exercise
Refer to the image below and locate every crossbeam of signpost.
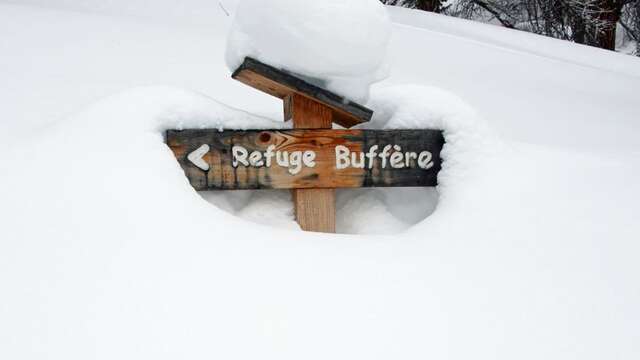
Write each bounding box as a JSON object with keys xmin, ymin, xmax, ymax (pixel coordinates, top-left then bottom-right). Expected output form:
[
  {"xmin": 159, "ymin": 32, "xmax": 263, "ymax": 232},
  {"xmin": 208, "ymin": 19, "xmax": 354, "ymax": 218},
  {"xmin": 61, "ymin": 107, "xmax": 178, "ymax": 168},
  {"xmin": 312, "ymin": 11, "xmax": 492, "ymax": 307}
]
[{"xmin": 167, "ymin": 129, "xmax": 444, "ymax": 190}]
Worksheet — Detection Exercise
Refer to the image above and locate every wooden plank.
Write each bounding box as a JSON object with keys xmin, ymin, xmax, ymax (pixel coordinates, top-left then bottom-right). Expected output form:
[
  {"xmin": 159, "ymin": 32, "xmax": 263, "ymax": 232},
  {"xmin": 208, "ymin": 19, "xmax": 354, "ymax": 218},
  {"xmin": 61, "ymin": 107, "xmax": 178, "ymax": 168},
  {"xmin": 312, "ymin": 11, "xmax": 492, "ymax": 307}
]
[
  {"xmin": 293, "ymin": 188, "xmax": 335, "ymax": 233},
  {"xmin": 166, "ymin": 128, "xmax": 445, "ymax": 191},
  {"xmin": 289, "ymin": 93, "xmax": 335, "ymax": 233},
  {"xmin": 232, "ymin": 57, "xmax": 373, "ymax": 128},
  {"xmin": 286, "ymin": 93, "xmax": 332, "ymax": 129}
]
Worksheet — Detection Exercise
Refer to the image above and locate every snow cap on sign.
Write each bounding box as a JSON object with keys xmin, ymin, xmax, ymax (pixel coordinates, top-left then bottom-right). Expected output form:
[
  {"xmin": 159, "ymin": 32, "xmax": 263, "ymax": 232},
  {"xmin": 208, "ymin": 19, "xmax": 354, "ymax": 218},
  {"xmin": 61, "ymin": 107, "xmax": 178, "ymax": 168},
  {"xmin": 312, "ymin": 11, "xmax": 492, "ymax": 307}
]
[{"xmin": 225, "ymin": 0, "xmax": 392, "ymax": 103}]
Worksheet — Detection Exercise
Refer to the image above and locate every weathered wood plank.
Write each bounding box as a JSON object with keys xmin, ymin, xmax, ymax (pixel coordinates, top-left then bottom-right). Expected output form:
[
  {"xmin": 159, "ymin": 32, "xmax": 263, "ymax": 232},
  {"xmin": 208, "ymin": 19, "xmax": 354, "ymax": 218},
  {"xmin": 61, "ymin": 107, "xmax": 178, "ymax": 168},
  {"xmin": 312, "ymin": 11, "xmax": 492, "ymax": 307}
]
[
  {"xmin": 232, "ymin": 57, "xmax": 373, "ymax": 128},
  {"xmin": 167, "ymin": 128, "xmax": 445, "ymax": 191}
]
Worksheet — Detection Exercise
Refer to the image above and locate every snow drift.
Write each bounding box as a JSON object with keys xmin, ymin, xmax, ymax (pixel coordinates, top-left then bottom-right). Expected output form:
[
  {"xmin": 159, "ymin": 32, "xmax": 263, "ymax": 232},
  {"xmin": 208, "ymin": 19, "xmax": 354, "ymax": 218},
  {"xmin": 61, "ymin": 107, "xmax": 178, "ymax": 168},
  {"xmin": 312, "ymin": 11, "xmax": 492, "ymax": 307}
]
[
  {"xmin": 1, "ymin": 2, "xmax": 640, "ymax": 360},
  {"xmin": 0, "ymin": 84, "xmax": 488, "ymax": 236},
  {"xmin": 2, "ymin": 82, "xmax": 639, "ymax": 359}
]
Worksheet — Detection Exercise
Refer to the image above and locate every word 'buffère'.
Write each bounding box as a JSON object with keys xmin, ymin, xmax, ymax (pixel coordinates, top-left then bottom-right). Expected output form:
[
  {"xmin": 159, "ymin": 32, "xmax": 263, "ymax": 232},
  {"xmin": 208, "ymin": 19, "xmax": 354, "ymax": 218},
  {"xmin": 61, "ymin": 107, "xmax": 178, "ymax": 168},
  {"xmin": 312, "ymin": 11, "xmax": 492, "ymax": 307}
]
[{"xmin": 232, "ymin": 144, "xmax": 435, "ymax": 175}]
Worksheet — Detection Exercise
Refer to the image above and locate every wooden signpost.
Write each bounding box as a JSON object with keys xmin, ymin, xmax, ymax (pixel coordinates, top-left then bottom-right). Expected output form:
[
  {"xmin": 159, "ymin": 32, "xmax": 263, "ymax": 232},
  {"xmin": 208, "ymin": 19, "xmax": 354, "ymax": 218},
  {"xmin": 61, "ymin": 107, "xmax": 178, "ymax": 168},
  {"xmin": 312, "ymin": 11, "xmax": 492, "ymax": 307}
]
[
  {"xmin": 167, "ymin": 57, "xmax": 445, "ymax": 233},
  {"xmin": 167, "ymin": 129, "xmax": 444, "ymax": 190}
]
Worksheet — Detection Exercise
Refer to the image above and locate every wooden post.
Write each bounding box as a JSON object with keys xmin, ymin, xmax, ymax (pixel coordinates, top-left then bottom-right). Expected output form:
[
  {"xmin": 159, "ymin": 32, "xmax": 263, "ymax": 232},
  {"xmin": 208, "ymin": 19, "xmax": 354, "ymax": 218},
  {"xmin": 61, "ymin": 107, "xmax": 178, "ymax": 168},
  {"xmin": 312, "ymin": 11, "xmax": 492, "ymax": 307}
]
[
  {"xmin": 231, "ymin": 57, "xmax": 375, "ymax": 233},
  {"xmin": 286, "ymin": 93, "xmax": 336, "ymax": 233}
]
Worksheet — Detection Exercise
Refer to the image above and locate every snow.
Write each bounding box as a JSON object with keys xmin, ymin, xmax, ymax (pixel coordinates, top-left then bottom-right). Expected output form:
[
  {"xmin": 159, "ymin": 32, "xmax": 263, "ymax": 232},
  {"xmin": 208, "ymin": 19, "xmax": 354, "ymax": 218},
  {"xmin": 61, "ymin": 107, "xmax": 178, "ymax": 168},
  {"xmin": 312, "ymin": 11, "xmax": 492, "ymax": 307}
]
[
  {"xmin": 1, "ymin": 1, "xmax": 640, "ymax": 359},
  {"xmin": 366, "ymin": 85, "xmax": 497, "ymax": 204},
  {"xmin": 385, "ymin": 7, "xmax": 640, "ymax": 152},
  {"xmin": 225, "ymin": 0, "xmax": 392, "ymax": 102}
]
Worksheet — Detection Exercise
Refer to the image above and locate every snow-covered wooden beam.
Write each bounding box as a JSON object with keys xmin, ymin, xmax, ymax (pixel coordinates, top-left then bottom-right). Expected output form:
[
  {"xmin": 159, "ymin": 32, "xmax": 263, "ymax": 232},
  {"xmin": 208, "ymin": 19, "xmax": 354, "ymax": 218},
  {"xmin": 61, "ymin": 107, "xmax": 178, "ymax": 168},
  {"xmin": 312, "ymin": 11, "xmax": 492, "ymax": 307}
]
[{"xmin": 231, "ymin": 57, "xmax": 373, "ymax": 128}]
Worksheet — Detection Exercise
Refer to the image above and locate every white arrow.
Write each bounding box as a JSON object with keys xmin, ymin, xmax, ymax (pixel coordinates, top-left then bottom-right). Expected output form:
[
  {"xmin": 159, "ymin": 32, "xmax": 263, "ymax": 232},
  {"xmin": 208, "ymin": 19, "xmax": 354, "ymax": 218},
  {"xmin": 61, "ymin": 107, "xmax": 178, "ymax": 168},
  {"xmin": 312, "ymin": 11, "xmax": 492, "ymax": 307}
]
[{"xmin": 187, "ymin": 144, "xmax": 210, "ymax": 171}]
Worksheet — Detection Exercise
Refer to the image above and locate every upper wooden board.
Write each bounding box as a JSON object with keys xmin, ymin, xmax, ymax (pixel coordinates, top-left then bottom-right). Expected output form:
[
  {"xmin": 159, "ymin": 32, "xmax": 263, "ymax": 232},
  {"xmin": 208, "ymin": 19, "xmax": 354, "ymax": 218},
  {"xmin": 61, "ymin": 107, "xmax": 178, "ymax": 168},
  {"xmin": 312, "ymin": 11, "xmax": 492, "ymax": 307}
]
[
  {"xmin": 231, "ymin": 57, "xmax": 373, "ymax": 128},
  {"xmin": 167, "ymin": 129, "xmax": 444, "ymax": 190}
]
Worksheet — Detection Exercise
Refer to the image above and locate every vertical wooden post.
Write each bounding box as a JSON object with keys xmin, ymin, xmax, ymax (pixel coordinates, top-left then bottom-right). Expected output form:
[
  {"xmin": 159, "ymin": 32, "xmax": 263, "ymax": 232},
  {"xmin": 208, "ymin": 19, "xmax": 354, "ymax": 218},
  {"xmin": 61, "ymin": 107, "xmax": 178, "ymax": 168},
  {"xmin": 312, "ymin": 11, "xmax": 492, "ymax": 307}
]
[{"xmin": 285, "ymin": 93, "xmax": 336, "ymax": 233}]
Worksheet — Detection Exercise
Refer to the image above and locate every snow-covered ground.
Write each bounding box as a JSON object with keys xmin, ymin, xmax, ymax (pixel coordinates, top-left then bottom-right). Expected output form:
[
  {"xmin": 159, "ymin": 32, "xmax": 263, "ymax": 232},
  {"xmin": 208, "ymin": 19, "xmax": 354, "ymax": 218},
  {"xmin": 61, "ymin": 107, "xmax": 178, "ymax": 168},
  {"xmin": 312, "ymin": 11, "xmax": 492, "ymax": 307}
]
[{"xmin": 1, "ymin": 1, "xmax": 639, "ymax": 359}]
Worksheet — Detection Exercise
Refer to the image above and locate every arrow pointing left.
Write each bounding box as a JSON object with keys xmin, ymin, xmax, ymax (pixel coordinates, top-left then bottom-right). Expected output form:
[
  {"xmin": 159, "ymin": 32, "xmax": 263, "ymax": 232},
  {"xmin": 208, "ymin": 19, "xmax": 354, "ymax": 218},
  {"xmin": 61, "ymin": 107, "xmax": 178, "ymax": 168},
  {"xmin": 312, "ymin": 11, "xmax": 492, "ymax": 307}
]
[{"xmin": 187, "ymin": 144, "xmax": 210, "ymax": 171}]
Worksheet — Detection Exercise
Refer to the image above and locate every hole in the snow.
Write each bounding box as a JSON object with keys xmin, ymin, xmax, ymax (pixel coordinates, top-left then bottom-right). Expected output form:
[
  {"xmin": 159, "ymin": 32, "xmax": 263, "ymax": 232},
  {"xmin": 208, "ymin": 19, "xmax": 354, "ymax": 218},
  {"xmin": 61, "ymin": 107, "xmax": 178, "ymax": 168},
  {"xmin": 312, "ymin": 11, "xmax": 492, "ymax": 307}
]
[{"xmin": 199, "ymin": 187, "xmax": 438, "ymax": 235}]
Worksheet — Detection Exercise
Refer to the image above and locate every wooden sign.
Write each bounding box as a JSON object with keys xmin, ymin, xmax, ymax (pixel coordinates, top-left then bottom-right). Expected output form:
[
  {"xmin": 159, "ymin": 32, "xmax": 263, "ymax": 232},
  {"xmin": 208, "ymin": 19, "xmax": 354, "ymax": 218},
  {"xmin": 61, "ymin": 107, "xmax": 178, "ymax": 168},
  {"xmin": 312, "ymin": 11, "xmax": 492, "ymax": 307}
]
[
  {"xmin": 167, "ymin": 129, "xmax": 444, "ymax": 190},
  {"xmin": 167, "ymin": 57, "xmax": 446, "ymax": 233}
]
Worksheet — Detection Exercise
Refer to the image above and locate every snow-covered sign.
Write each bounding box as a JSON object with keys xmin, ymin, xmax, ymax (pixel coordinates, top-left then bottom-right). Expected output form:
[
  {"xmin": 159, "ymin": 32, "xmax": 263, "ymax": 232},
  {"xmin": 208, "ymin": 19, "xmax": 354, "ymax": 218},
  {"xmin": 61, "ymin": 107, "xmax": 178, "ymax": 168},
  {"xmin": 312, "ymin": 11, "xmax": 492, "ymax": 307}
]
[
  {"xmin": 167, "ymin": 129, "xmax": 443, "ymax": 190},
  {"xmin": 167, "ymin": 57, "xmax": 445, "ymax": 233}
]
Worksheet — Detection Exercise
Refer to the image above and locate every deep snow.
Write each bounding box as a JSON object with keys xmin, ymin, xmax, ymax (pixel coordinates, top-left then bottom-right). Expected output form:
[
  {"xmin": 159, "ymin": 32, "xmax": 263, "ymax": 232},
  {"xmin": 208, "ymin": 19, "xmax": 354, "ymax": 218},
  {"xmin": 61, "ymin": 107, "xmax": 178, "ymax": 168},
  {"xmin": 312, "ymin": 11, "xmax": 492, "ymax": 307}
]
[
  {"xmin": 1, "ymin": 1, "xmax": 640, "ymax": 360},
  {"xmin": 226, "ymin": 0, "xmax": 391, "ymax": 102}
]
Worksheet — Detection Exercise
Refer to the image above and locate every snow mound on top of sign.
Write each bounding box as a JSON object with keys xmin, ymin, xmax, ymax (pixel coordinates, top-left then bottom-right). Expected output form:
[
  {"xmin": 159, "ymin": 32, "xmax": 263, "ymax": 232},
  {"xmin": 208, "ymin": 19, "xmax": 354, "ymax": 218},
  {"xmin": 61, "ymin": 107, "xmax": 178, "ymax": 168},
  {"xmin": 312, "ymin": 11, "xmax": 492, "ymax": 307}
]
[{"xmin": 225, "ymin": 0, "xmax": 392, "ymax": 103}]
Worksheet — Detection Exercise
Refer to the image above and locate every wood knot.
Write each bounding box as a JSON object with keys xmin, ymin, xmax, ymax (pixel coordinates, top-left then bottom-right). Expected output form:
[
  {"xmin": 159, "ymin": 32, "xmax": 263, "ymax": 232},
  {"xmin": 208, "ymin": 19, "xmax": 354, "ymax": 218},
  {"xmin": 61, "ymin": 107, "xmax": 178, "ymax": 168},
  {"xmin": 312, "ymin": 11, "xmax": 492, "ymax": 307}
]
[{"xmin": 259, "ymin": 132, "xmax": 271, "ymax": 143}]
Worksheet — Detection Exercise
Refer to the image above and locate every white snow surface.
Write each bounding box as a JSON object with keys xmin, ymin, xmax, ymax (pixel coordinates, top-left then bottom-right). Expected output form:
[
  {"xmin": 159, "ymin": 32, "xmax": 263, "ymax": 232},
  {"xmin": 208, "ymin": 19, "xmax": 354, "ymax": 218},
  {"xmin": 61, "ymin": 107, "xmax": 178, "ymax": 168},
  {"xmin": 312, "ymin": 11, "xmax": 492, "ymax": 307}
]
[
  {"xmin": 1, "ymin": 2, "xmax": 640, "ymax": 359},
  {"xmin": 225, "ymin": 0, "xmax": 392, "ymax": 102}
]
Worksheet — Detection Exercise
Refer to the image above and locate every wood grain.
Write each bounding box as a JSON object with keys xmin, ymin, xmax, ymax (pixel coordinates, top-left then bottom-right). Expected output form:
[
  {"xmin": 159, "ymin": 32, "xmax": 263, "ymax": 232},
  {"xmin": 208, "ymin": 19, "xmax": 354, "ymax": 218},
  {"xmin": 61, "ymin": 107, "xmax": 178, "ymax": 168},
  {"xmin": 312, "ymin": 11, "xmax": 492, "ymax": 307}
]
[
  {"xmin": 232, "ymin": 57, "xmax": 373, "ymax": 128},
  {"xmin": 166, "ymin": 128, "xmax": 444, "ymax": 191},
  {"xmin": 292, "ymin": 188, "xmax": 335, "ymax": 233}
]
